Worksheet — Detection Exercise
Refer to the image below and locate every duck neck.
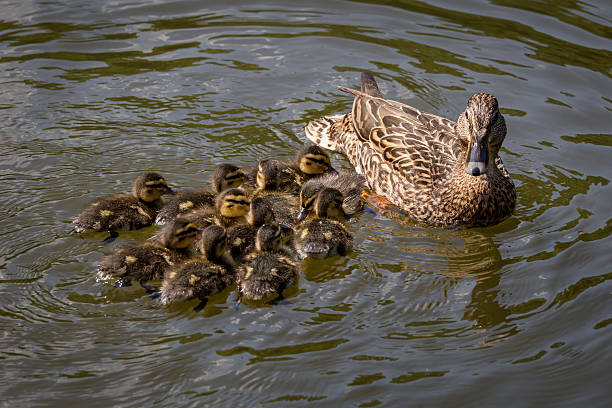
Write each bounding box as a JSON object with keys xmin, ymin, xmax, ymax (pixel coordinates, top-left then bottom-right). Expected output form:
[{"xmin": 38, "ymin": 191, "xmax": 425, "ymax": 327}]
[{"xmin": 439, "ymin": 156, "xmax": 512, "ymax": 226}]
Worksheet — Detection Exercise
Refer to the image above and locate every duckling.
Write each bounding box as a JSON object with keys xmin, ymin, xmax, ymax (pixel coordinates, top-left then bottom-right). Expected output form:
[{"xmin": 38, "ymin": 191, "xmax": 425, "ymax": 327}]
[
  {"xmin": 97, "ymin": 217, "xmax": 200, "ymax": 291},
  {"xmin": 152, "ymin": 188, "xmax": 250, "ymax": 250},
  {"xmin": 73, "ymin": 172, "xmax": 173, "ymax": 242},
  {"xmin": 264, "ymin": 144, "xmax": 337, "ymax": 192},
  {"xmin": 159, "ymin": 225, "xmax": 235, "ymax": 311},
  {"xmin": 155, "ymin": 164, "xmax": 247, "ymax": 225},
  {"xmin": 293, "ymin": 188, "xmax": 353, "ymax": 258},
  {"xmin": 158, "ymin": 188, "xmax": 251, "ymax": 232},
  {"xmin": 226, "ymin": 196, "xmax": 274, "ymax": 264},
  {"xmin": 236, "ymin": 224, "xmax": 299, "ymax": 303},
  {"xmin": 292, "ymin": 144, "xmax": 337, "ymax": 182},
  {"xmin": 251, "ymin": 159, "xmax": 300, "ymax": 229},
  {"xmin": 298, "ymin": 171, "xmax": 366, "ymax": 220},
  {"xmin": 255, "ymin": 158, "xmax": 300, "ymax": 195}
]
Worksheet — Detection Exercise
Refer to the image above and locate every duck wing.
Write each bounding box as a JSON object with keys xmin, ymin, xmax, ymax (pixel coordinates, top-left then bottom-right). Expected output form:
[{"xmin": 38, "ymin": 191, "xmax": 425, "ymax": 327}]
[{"xmin": 336, "ymin": 86, "xmax": 461, "ymax": 189}]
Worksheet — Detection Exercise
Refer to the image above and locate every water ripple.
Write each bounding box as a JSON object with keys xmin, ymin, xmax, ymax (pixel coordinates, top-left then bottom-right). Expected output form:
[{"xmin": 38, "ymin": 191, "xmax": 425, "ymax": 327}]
[{"xmin": 1, "ymin": 0, "xmax": 611, "ymax": 406}]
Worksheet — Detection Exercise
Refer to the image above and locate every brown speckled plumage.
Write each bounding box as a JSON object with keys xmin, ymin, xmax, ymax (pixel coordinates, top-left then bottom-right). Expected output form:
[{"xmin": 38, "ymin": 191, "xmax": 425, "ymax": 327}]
[{"xmin": 305, "ymin": 72, "xmax": 516, "ymax": 228}]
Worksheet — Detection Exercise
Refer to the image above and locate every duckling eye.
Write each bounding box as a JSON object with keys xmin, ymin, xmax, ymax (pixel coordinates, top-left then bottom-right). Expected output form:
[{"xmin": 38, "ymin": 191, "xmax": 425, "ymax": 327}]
[{"xmin": 146, "ymin": 189, "xmax": 153, "ymax": 194}]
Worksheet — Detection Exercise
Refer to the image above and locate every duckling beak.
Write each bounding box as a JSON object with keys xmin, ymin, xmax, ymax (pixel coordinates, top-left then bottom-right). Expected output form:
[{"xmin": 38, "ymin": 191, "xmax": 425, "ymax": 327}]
[
  {"xmin": 328, "ymin": 165, "xmax": 339, "ymax": 174},
  {"xmin": 296, "ymin": 207, "xmax": 309, "ymax": 222},
  {"xmin": 166, "ymin": 186, "xmax": 176, "ymax": 194},
  {"xmin": 466, "ymin": 131, "xmax": 488, "ymax": 176}
]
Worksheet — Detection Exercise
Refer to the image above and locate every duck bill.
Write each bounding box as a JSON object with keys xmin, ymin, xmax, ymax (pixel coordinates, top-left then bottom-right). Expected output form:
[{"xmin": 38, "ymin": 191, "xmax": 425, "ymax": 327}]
[
  {"xmin": 465, "ymin": 137, "xmax": 488, "ymax": 176},
  {"xmin": 166, "ymin": 186, "xmax": 176, "ymax": 194},
  {"xmin": 296, "ymin": 207, "xmax": 309, "ymax": 222},
  {"xmin": 328, "ymin": 165, "xmax": 339, "ymax": 174}
]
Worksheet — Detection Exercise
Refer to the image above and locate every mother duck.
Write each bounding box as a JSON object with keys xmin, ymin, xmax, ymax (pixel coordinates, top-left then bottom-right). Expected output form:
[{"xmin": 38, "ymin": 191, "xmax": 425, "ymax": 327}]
[{"xmin": 305, "ymin": 72, "xmax": 516, "ymax": 228}]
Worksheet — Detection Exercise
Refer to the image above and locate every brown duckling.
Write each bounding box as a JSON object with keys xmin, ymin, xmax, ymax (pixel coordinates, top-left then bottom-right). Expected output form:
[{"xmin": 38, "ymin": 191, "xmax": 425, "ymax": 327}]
[
  {"xmin": 73, "ymin": 172, "xmax": 173, "ymax": 242},
  {"xmin": 236, "ymin": 224, "xmax": 299, "ymax": 304},
  {"xmin": 226, "ymin": 196, "xmax": 274, "ymax": 264},
  {"xmin": 251, "ymin": 159, "xmax": 300, "ymax": 229},
  {"xmin": 159, "ymin": 225, "xmax": 235, "ymax": 312},
  {"xmin": 293, "ymin": 188, "xmax": 353, "ymax": 259},
  {"xmin": 158, "ymin": 188, "xmax": 251, "ymax": 232},
  {"xmin": 155, "ymin": 164, "xmax": 247, "ymax": 225},
  {"xmin": 97, "ymin": 217, "xmax": 200, "ymax": 291},
  {"xmin": 153, "ymin": 188, "xmax": 250, "ymax": 250},
  {"xmin": 262, "ymin": 144, "xmax": 337, "ymax": 192},
  {"xmin": 298, "ymin": 171, "xmax": 366, "ymax": 220}
]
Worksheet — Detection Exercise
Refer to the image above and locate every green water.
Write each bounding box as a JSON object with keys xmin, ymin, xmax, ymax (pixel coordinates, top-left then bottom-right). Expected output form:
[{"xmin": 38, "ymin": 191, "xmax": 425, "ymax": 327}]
[{"xmin": 1, "ymin": 0, "xmax": 611, "ymax": 406}]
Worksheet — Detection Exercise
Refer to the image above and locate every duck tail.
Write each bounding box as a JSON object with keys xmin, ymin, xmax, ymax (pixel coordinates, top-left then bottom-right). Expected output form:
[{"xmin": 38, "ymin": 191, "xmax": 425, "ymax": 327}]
[
  {"xmin": 304, "ymin": 113, "xmax": 346, "ymax": 153},
  {"xmin": 361, "ymin": 72, "xmax": 383, "ymax": 98},
  {"xmin": 334, "ymin": 72, "xmax": 383, "ymax": 99}
]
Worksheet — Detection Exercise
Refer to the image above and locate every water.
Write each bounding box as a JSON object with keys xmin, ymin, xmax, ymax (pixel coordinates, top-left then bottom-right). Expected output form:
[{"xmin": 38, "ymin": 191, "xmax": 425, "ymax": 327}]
[{"xmin": 1, "ymin": 0, "xmax": 611, "ymax": 406}]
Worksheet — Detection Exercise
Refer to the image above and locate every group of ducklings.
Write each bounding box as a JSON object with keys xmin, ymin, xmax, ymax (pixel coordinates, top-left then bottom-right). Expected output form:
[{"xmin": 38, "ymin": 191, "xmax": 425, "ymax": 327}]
[{"xmin": 74, "ymin": 144, "xmax": 366, "ymax": 310}]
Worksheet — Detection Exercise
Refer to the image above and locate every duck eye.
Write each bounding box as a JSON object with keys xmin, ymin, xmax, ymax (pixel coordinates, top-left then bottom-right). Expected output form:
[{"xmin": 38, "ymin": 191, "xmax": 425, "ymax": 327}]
[{"xmin": 146, "ymin": 189, "xmax": 153, "ymax": 194}]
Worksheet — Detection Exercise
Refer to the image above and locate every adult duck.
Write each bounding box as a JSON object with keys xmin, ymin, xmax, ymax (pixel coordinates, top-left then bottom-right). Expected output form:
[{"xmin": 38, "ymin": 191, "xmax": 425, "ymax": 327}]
[{"xmin": 305, "ymin": 72, "xmax": 516, "ymax": 228}]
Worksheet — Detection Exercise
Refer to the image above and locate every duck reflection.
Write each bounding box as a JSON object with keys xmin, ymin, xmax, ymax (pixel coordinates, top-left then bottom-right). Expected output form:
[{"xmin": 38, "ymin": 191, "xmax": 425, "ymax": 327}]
[{"xmin": 360, "ymin": 209, "xmax": 517, "ymax": 331}]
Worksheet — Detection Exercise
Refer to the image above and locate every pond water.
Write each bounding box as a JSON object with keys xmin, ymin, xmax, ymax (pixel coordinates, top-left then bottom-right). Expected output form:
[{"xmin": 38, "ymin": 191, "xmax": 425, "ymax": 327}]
[{"xmin": 1, "ymin": 0, "xmax": 611, "ymax": 406}]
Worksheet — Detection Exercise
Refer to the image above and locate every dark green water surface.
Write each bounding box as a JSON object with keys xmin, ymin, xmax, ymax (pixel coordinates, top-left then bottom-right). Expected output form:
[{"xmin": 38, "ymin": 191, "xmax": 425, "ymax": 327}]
[{"xmin": 1, "ymin": 0, "xmax": 611, "ymax": 406}]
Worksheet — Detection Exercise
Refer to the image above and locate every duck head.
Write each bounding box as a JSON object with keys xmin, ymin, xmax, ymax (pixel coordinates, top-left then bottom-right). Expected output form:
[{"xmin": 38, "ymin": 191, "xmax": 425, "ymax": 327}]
[
  {"xmin": 215, "ymin": 188, "xmax": 250, "ymax": 218},
  {"xmin": 255, "ymin": 224, "xmax": 284, "ymax": 252},
  {"xmin": 456, "ymin": 93, "xmax": 507, "ymax": 176},
  {"xmin": 199, "ymin": 225, "xmax": 228, "ymax": 263},
  {"xmin": 296, "ymin": 144, "xmax": 337, "ymax": 176},
  {"xmin": 133, "ymin": 172, "xmax": 174, "ymax": 202},
  {"xmin": 212, "ymin": 164, "xmax": 247, "ymax": 193},
  {"xmin": 256, "ymin": 159, "xmax": 282, "ymax": 191},
  {"xmin": 161, "ymin": 217, "xmax": 200, "ymax": 250},
  {"xmin": 248, "ymin": 196, "xmax": 274, "ymax": 228},
  {"xmin": 297, "ymin": 182, "xmax": 323, "ymax": 222},
  {"xmin": 313, "ymin": 188, "xmax": 346, "ymax": 220}
]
